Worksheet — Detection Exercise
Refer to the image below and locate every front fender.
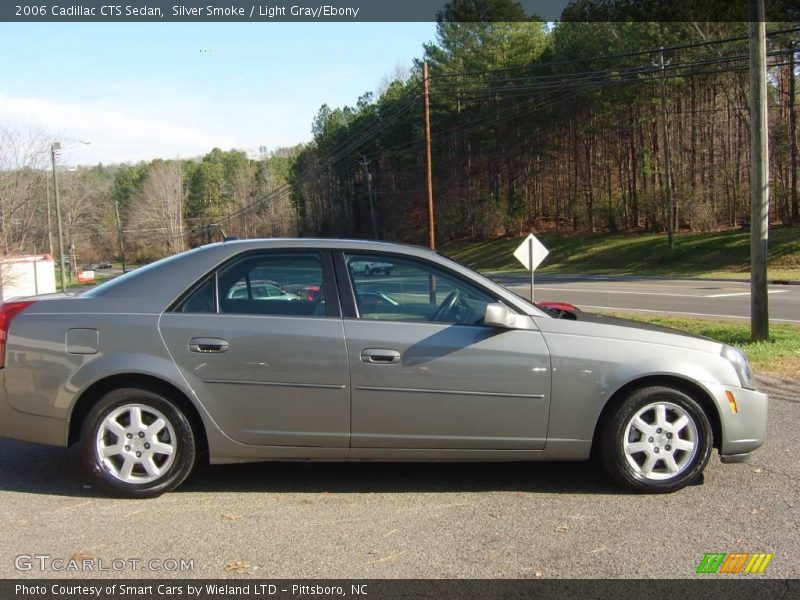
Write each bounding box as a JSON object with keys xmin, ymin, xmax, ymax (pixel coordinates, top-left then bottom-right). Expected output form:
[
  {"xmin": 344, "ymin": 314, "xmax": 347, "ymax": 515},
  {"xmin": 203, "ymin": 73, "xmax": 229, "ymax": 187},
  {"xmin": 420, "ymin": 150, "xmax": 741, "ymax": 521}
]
[{"xmin": 542, "ymin": 332, "xmax": 738, "ymax": 447}]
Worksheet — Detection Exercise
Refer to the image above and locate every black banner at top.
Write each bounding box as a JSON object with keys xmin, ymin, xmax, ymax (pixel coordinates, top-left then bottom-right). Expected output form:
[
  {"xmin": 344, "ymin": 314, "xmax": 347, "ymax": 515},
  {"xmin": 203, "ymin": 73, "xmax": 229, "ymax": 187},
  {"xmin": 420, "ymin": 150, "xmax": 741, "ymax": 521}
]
[{"xmin": 2, "ymin": 0, "xmax": 800, "ymax": 23}]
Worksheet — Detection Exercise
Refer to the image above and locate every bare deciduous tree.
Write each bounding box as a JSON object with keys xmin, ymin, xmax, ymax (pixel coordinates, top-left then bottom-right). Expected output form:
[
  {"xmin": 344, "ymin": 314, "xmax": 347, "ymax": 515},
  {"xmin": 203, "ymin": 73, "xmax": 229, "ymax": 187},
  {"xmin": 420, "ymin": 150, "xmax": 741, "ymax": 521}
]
[
  {"xmin": 0, "ymin": 127, "xmax": 50, "ymax": 257},
  {"xmin": 131, "ymin": 161, "xmax": 185, "ymax": 255}
]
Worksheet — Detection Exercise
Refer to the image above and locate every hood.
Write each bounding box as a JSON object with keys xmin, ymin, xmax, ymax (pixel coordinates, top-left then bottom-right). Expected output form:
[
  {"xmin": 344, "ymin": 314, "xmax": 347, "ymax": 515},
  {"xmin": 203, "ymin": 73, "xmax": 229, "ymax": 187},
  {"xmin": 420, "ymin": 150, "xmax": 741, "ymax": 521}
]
[
  {"xmin": 575, "ymin": 312, "xmax": 713, "ymax": 342},
  {"xmin": 534, "ymin": 311, "xmax": 723, "ymax": 354}
]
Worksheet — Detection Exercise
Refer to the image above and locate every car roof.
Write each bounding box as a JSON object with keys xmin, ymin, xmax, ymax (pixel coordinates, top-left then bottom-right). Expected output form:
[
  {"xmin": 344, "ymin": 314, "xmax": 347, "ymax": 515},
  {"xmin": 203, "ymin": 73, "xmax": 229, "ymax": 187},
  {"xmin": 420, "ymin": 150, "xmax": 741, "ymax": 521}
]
[{"xmin": 208, "ymin": 238, "xmax": 436, "ymax": 254}]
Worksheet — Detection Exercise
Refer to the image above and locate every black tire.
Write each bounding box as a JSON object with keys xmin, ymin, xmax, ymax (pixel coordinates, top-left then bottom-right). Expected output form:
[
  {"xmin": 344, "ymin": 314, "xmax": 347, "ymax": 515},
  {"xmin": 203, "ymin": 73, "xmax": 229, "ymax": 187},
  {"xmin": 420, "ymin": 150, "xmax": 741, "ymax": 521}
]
[
  {"xmin": 79, "ymin": 387, "xmax": 196, "ymax": 498},
  {"xmin": 599, "ymin": 386, "xmax": 713, "ymax": 493}
]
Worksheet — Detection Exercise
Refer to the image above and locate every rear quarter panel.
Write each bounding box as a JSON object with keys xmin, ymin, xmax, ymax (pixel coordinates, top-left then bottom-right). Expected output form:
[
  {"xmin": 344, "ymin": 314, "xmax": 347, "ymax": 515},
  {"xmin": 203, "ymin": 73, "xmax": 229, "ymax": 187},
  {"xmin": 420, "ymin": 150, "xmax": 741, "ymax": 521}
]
[
  {"xmin": 2, "ymin": 297, "xmax": 303, "ymax": 459},
  {"xmin": 2, "ymin": 301, "xmax": 226, "ymax": 449},
  {"xmin": 5, "ymin": 307, "xmax": 174, "ymax": 419}
]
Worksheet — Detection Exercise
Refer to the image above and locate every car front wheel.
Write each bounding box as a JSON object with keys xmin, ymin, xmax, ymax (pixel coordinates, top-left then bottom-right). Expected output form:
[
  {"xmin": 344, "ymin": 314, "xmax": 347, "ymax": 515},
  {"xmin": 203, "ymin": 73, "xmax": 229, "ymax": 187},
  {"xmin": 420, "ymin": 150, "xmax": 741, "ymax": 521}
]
[
  {"xmin": 79, "ymin": 387, "xmax": 196, "ymax": 498},
  {"xmin": 600, "ymin": 386, "xmax": 713, "ymax": 493}
]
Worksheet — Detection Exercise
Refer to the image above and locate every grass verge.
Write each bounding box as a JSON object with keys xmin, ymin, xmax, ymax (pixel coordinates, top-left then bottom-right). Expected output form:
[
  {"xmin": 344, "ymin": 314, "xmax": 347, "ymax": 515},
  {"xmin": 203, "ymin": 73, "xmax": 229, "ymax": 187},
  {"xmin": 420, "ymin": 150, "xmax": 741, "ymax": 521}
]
[
  {"xmin": 443, "ymin": 227, "xmax": 800, "ymax": 281},
  {"xmin": 65, "ymin": 275, "xmax": 111, "ymax": 290},
  {"xmin": 600, "ymin": 312, "xmax": 800, "ymax": 379}
]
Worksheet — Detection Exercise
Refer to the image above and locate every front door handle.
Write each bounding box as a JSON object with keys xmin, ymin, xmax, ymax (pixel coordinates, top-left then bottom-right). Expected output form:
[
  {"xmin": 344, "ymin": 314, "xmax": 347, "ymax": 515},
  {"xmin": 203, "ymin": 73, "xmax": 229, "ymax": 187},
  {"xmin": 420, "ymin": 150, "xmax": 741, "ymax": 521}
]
[
  {"xmin": 189, "ymin": 338, "xmax": 229, "ymax": 353},
  {"xmin": 361, "ymin": 348, "xmax": 401, "ymax": 364}
]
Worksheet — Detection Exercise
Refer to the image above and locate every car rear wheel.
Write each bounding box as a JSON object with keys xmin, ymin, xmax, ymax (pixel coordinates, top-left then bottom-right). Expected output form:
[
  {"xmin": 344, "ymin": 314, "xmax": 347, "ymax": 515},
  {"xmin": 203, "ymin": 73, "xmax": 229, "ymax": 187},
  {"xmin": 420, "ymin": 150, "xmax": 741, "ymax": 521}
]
[
  {"xmin": 600, "ymin": 386, "xmax": 712, "ymax": 493},
  {"xmin": 79, "ymin": 388, "xmax": 196, "ymax": 498}
]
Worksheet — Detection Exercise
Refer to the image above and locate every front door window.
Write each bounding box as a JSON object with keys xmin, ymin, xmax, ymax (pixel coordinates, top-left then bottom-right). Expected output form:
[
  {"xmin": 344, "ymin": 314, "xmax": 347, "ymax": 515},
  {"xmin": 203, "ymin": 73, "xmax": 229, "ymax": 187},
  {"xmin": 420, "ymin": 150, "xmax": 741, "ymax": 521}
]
[{"xmin": 345, "ymin": 254, "xmax": 494, "ymax": 325}]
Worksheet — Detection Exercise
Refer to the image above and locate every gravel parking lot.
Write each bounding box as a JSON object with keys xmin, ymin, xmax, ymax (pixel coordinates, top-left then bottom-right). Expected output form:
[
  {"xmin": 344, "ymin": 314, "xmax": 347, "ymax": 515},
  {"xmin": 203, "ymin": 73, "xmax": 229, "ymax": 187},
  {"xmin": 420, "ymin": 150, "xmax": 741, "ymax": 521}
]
[{"xmin": 0, "ymin": 375, "xmax": 797, "ymax": 580}]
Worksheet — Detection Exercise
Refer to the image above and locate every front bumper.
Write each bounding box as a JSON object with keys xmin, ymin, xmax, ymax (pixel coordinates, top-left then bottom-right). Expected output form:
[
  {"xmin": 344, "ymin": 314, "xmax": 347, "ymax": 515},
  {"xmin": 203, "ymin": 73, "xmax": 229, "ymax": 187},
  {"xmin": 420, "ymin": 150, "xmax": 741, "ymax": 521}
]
[{"xmin": 704, "ymin": 382, "xmax": 768, "ymax": 457}]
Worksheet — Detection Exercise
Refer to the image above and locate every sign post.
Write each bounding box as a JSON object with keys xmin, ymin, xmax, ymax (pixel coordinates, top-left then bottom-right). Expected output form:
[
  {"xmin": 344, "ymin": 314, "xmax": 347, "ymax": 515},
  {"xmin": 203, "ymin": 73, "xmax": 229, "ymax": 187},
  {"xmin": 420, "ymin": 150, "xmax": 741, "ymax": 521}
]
[{"xmin": 513, "ymin": 234, "xmax": 549, "ymax": 302}]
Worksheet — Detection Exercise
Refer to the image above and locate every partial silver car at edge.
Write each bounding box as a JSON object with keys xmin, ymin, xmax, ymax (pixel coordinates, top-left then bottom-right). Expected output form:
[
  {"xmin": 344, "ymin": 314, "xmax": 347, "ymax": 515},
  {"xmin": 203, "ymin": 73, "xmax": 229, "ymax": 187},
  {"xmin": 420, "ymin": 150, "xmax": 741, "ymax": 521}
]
[{"xmin": 0, "ymin": 239, "xmax": 767, "ymax": 497}]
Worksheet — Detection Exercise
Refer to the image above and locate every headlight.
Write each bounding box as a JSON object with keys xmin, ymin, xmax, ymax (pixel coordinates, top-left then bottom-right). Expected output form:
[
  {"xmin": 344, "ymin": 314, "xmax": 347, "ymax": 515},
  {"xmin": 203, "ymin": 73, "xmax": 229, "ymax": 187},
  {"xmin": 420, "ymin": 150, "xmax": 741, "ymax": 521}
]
[{"xmin": 721, "ymin": 345, "xmax": 755, "ymax": 390}]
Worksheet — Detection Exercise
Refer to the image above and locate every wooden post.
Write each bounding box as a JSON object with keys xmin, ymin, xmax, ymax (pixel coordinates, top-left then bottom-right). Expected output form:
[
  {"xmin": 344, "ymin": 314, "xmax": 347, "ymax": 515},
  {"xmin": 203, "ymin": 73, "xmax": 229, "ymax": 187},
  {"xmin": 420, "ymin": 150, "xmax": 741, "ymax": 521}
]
[
  {"xmin": 423, "ymin": 61, "xmax": 435, "ymax": 251},
  {"xmin": 749, "ymin": 0, "xmax": 769, "ymax": 341}
]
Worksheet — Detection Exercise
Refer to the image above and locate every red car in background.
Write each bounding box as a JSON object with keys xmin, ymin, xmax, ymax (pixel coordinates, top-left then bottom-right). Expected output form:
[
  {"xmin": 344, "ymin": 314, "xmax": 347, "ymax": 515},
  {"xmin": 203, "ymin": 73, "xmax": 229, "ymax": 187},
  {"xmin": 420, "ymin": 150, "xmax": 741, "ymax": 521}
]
[{"xmin": 536, "ymin": 301, "xmax": 580, "ymax": 320}]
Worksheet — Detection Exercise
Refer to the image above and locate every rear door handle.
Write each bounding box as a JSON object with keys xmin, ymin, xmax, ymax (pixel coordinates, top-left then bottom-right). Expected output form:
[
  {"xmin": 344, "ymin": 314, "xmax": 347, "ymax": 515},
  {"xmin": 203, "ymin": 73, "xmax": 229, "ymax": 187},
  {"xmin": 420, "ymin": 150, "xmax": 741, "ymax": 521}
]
[
  {"xmin": 361, "ymin": 348, "xmax": 401, "ymax": 364},
  {"xmin": 189, "ymin": 338, "xmax": 229, "ymax": 353}
]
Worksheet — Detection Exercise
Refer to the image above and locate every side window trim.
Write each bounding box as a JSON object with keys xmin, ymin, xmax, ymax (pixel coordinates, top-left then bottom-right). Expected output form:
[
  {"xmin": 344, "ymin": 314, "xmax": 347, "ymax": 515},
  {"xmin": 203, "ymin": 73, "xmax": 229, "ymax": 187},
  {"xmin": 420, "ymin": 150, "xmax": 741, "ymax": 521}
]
[
  {"xmin": 320, "ymin": 251, "xmax": 342, "ymax": 318},
  {"xmin": 212, "ymin": 270, "xmax": 220, "ymax": 313},
  {"xmin": 333, "ymin": 251, "xmax": 358, "ymax": 319},
  {"xmin": 168, "ymin": 274, "xmax": 216, "ymax": 314}
]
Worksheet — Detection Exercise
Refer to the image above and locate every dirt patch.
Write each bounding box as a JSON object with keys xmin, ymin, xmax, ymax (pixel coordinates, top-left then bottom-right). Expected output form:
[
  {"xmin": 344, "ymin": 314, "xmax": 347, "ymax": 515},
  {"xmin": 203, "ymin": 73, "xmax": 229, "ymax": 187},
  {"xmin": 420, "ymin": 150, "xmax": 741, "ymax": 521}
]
[{"xmin": 756, "ymin": 374, "xmax": 800, "ymax": 403}]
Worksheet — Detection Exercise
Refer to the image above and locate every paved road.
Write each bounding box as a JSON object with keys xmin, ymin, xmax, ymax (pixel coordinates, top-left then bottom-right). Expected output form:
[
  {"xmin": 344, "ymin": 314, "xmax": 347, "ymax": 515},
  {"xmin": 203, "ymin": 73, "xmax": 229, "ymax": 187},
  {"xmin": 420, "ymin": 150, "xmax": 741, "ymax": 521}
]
[
  {"xmin": 0, "ymin": 375, "xmax": 796, "ymax": 579},
  {"xmin": 491, "ymin": 274, "xmax": 799, "ymax": 323}
]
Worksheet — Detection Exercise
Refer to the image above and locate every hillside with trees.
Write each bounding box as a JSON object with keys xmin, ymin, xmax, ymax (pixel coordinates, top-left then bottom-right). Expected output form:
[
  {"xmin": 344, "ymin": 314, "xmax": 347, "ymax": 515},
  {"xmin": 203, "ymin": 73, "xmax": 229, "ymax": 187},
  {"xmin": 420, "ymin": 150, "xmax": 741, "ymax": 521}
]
[{"xmin": 289, "ymin": 4, "xmax": 799, "ymax": 244}]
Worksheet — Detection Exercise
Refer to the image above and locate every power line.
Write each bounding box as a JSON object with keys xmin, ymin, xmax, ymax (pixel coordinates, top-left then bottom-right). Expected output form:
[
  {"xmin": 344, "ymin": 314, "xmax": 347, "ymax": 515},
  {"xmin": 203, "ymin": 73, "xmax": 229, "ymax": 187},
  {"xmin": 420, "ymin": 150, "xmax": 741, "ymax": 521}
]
[
  {"xmin": 429, "ymin": 25, "xmax": 800, "ymax": 80},
  {"xmin": 431, "ymin": 49, "xmax": 796, "ymax": 97}
]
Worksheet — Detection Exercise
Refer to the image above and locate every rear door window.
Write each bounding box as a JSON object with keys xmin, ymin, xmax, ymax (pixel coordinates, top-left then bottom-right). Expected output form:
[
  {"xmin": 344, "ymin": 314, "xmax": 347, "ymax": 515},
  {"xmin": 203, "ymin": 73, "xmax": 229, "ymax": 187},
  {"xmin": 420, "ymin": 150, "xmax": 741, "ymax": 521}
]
[{"xmin": 218, "ymin": 253, "xmax": 327, "ymax": 318}]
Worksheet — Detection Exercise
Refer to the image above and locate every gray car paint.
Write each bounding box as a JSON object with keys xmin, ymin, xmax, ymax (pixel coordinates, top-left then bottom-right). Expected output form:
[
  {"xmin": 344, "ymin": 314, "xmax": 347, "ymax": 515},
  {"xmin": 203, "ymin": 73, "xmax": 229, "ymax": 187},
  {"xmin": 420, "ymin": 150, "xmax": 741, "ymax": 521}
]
[
  {"xmin": 0, "ymin": 239, "xmax": 767, "ymax": 464},
  {"xmin": 344, "ymin": 319, "xmax": 551, "ymax": 450},
  {"xmin": 159, "ymin": 312, "xmax": 350, "ymax": 449}
]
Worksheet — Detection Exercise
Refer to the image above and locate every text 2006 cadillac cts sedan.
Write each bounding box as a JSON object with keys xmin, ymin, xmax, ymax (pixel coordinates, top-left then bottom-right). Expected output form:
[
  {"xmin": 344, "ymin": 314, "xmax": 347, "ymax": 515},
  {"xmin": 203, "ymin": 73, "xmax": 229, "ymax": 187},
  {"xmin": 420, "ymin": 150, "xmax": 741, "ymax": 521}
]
[{"xmin": 0, "ymin": 239, "xmax": 767, "ymax": 497}]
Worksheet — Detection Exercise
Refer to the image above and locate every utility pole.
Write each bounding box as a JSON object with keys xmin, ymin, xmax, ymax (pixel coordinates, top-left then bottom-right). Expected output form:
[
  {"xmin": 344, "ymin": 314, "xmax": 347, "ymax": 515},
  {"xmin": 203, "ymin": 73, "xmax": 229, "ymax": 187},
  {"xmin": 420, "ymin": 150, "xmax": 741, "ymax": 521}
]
[
  {"xmin": 423, "ymin": 61, "xmax": 435, "ymax": 250},
  {"xmin": 360, "ymin": 156, "xmax": 378, "ymax": 239},
  {"xmin": 658, "ymin": 47, "xmax": 675, "ymax": 251},
  {"xmin": 50, "ymin": 143, "xmax": 66, "ymax": 293},
  {"xmin": 749, "ymin": 0, "xmax": 770, "ymax": 341},
  {"xmin": 45, "ymin": 175, "xmax": 53, "ymax": 257},
  {"xmin": 114, "ymin": 199, "xmax": 127, "ymax": 273}
]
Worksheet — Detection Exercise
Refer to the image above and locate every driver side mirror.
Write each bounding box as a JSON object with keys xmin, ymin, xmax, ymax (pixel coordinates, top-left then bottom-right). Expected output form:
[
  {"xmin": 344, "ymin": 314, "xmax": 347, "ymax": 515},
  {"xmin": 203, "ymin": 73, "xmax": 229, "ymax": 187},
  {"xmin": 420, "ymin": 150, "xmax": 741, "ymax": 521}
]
[{"xmin": 484, "ymin": 303, "xmax": 517, "ymax": 329}]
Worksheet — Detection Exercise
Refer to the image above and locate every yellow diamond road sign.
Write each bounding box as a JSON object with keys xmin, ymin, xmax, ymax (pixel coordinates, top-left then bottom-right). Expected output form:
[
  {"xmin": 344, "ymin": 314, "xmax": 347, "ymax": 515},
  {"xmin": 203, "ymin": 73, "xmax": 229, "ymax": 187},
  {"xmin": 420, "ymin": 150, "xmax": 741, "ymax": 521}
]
[{"xmin": 513, "ymin": 234, "xmax": 549, "ymax": 271}]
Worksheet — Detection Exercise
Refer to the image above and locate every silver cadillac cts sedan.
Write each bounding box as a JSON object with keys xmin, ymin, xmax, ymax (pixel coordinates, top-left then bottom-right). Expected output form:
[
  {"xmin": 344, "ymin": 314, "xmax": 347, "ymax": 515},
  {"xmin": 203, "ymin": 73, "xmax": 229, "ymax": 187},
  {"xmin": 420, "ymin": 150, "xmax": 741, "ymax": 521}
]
[{"xmin": 0, "ymin": 239, "xmax": 767, "ymax": 497}]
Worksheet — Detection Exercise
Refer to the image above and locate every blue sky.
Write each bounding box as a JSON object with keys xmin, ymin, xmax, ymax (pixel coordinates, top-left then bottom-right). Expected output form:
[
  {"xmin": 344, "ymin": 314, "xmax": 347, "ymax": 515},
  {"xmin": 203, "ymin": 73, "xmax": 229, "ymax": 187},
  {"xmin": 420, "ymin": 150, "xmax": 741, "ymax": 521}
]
[{"xmin": 0, "ymin": 23, "xmax": 438, "ymax": 165}]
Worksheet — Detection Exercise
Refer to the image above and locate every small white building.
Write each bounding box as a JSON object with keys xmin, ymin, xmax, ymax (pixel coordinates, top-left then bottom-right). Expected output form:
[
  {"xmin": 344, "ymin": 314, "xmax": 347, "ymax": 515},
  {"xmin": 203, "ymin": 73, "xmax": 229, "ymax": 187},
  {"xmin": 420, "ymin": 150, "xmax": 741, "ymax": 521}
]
[{"xmin": 0, "ymin": 255, "xmax": 56, "ymax": 302}]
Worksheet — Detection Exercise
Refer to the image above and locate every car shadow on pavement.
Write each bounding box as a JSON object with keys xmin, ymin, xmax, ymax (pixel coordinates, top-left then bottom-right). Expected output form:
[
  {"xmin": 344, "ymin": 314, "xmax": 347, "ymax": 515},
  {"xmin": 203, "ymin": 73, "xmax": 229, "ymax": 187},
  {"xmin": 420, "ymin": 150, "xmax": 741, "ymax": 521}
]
[
  {"xmin": 179, "ymin": 460, "xmax": 626, "ymax": 496},
  {"xmin": 0, "ymin": 438, "xmax": 635, "ymax": 497}
]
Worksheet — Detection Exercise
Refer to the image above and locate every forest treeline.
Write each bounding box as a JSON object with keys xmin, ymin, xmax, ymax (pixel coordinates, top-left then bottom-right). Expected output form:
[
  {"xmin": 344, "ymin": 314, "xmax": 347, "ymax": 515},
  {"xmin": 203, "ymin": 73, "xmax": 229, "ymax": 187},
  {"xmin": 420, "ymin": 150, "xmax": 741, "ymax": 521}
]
[
  {"xmin": 0, "ymin": 0, "xmax": 798, "ymax": 265},
  {"xmin": 290, "ymin": 4, "xmax": 799, "ymax": 244},
  {"xmin": 0, "ymin": 140, "xmax": 298, "ymax": 263}
]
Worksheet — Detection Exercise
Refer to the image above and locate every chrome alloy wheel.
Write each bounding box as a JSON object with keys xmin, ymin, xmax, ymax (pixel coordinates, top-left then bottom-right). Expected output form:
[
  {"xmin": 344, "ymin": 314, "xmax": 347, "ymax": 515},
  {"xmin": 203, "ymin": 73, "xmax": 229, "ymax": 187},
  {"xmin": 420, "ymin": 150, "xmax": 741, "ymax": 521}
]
[
  {"xmin": 95, "ymin": 404, "xmax": 177, "ymax": 484},
  {"xmin": 622, "ymin": 401, "xmax": 699, "ymax": 481}
]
